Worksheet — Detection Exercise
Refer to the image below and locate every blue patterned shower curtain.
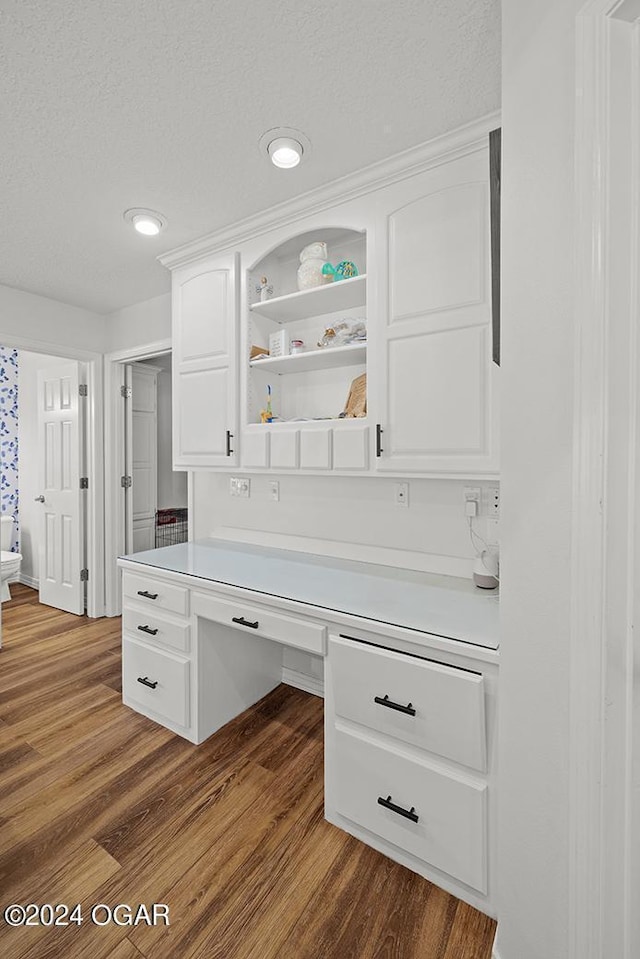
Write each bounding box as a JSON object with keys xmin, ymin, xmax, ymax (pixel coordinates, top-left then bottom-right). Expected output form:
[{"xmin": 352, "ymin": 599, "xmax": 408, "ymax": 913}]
[{"xmin": 0, "ymin": 347, "xmax": 19, "ymax": 551}]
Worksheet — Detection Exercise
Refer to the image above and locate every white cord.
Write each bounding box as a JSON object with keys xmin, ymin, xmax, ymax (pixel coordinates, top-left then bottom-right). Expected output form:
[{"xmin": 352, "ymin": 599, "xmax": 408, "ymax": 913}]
[{"xmin": 468, "ymin": 517, "xmax": 500, "ymax": 582}]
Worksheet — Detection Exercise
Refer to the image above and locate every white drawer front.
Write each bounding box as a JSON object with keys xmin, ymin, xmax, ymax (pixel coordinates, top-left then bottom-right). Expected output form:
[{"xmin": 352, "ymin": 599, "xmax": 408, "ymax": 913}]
[
  {"xmin": 299, "ymin": 429, "xmax": 332, "ymax": 470},
  {"xmin": 123, "ymin": 571, "xmax": 189, "ymax": 618},
  {"xmin": 122, "ymin": 605, "xmax": 191, "ymax": 654},
  {"xmin": 123, "ymin": 638, "xmax": 190, "ymax": 729},
  {"xmin": 333, "ymin": 427, "xmax": 369, "ymax": 470},
  {"xmin": 270, "ymin": 430, "xmax": 299, "ymax": 469},
  {"xmin": 329, "ymin": 634, "xmax": 486, "ymax": 771},
  {"xmin": 334, "ymin": 727, "xmax": 487, "ymax": 893},
  {"xmin": 192, "ymin": 592, "xmax": 326, "ymax": 655}
]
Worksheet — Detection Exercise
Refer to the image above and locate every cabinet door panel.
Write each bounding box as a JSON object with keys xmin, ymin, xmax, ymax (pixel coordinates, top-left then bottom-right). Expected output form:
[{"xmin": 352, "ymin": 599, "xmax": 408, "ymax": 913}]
[
  {"xmin": 388, "ymin": 327, "xmax": 486, "ymax": 456},
  {"xmin": 375, "ymin": 147, "xmax": 498, "ymax": 474},
  {"xmin": 172, "ymin": 253, "xmax": 238, "ymax": 467},
  {"xmin": 178, "ymin": 270, "xmax": 230, "ymax": 362},
  {"xmin": 177, "ymin": 368, "xmax": 230, "ymax": 459},
  {"xmin": 389, "ymin": 183, "xmax": 485, "ymax": 322}
]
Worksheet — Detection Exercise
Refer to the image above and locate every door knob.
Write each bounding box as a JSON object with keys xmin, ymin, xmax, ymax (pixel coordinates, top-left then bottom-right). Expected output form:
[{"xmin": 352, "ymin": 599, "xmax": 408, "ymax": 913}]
[{"xmin": 34, "ymin": 495, "xmax": 45, "ymax": 502}]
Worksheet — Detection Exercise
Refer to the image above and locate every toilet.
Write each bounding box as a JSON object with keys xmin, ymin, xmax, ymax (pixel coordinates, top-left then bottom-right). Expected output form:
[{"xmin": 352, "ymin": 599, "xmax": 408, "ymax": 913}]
[{"xmin": 1, "ymin": 515, "xmax": 22, "ymax": 602}]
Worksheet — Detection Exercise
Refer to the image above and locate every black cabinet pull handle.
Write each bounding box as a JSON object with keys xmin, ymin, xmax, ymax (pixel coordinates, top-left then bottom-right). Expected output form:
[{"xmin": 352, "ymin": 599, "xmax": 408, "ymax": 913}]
[
  {"xmin": 376, "ymin": 424, "xmax": 384, "ymax": 457},
  {"xmin": 374, "ymin": 694, "xmax": 416, "ymax": 717},
  {"xmin": 226, "ymin": 430, "xmax": 234, "ymax": 456},
  {"xmin": 137, "ymin": 676, "xmax": 158, "ymax": 690},
  {"xmin": 137, "ymin": 625, "xmax": 158, "ymax": 636},
  {"xmin": 377, "ymin": 795, "xmax": 419, "ymax": 823},
  {"xmin": 137, "ymin": 590, "xmax": 158, "ymax": 600},
  {"xmin": 231, "ymin": 616, "xmax": 259, "ymax": 629}
]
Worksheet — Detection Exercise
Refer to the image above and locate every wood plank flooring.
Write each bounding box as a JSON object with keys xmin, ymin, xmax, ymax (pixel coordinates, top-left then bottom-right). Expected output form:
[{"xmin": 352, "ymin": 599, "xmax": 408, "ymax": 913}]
[{"xmin": 0, "ymin": 585, "xmax": 496, "ymax": 959}]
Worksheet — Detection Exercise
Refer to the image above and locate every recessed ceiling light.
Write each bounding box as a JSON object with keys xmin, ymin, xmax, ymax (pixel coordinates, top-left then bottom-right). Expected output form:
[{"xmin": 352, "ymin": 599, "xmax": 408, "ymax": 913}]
[
  {"xmin": 268, "ymin": 137, "xmax": 303, "ymax": 169},
  {"xmin": 259, "ymin": 128, "xmax": 311, "ymax": 170},
  {"xmin": 123, "ymin": 208, "xmax": 167, "ymax": 236}
]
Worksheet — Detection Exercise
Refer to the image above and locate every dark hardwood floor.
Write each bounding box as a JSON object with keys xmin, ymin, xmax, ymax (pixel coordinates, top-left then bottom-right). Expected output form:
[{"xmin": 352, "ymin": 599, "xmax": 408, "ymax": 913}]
[{"xmin": 0, "ymin": 584, "xmax": 496, "ymax": 958}]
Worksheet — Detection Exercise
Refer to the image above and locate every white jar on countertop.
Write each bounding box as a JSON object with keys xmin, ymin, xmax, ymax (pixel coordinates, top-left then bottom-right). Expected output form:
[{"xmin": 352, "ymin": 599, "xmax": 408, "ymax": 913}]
[{"xmin": 297, "ymin": 241, "xmax": 332, "ymax": 291}]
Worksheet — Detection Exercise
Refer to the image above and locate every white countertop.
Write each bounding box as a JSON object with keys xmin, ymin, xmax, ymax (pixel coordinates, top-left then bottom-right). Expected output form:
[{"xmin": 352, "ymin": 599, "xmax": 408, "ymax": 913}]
[{"xmin": 120, "ymin": 539, "xmax": 499, "ymax": 650}]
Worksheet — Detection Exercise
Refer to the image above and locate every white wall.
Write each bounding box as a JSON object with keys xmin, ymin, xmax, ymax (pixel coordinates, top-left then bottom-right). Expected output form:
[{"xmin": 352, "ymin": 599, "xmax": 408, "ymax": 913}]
[
  {"xmin": 0, "ymin": 283, "xmax": 105, "ymax": 353},
  {"xmin": 105, "ymin": 293, "xmax": 171, "ymax": 352},
  {"xmin": 193, "ymin": 472, "xmax": 497, "ymax": 578},
  {"xmin": 497, "ymin": 2, "xmax": 581, "ymax": 957},
  {"xmin": 17, "ymin": 350, "xmax": 71, "ymax": 586}
]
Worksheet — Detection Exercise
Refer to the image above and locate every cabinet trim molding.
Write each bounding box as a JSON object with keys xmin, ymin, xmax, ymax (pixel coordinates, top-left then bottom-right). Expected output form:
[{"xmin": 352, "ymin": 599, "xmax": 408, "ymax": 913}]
[{"xmin": 159, "ymin": 112, "xmax": 500, "ymax": 270}]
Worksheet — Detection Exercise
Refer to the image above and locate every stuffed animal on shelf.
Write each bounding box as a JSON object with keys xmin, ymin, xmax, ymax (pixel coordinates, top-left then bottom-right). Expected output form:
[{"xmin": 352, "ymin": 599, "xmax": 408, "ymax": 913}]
[{"xmin": 321, "ymin": 260, "xmax": 359, "ymax": 281}]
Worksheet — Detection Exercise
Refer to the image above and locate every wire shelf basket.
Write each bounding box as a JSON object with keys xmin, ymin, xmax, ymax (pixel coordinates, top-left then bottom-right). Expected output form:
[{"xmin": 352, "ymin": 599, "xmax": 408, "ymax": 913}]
[{"xmin": 155, "ymin": 508, "xmax": 188, "ymax": 548}]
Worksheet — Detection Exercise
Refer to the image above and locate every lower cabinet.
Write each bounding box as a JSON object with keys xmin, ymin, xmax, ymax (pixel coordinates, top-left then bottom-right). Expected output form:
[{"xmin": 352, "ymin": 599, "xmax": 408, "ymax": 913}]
[
  {"xmin": 325, "ymin": 632, "xmax": 497, "ymax": 916},
  {"xmin": 120, "ymin": 562, "xmax": 498, "ymax": 916}
]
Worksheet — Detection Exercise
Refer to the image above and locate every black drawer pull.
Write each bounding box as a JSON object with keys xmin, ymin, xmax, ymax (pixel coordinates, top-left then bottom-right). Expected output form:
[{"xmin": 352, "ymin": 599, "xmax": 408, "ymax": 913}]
[
  {"xmin": 137, "ymin": 590, "xmax": 158, "ymax": 600},
  {"xmin": 231, "ymin": 616, "xmax": 259, "ymax": 629},
  {"xmin": 137, "ymin": 625, "xmax": 158, "ymax": 636},
  {"xmin": 375, "ymin": 423, "xmax": 384, "ymax": 457},
  {"xmin": 226, "ymin": 430, "xmax": 234, "ymax": 456},
  {"xmin": 374, "ymin": 694, "xmax": 416, "ymax": 717},
  {"xmin": 137, "ymin": 676, "xmax": 158, "ymax": 690},
  {"xmin": 377, "ymin": 795, "xmax": 419, "ymax": 823}
]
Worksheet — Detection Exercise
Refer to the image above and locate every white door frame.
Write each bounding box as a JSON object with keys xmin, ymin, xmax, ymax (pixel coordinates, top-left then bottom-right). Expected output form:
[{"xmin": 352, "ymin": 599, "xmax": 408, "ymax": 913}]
[
  {"xmin": 570, "ymin": 3, "xmax": 640, "ymax": 958},
  {"xmin": 0, "ymin": 334, "xmax": 104, "ymax": 617},
  {"xmin": 104, "ymin": 338, "xmax": 193, "ymax": 616}
]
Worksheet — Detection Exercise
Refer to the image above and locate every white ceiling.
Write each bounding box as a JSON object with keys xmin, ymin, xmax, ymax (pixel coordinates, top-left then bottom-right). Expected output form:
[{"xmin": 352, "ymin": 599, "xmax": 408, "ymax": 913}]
[{"xmin": 0, "ymin": 0, "xmax": 500, "ymax": 315}]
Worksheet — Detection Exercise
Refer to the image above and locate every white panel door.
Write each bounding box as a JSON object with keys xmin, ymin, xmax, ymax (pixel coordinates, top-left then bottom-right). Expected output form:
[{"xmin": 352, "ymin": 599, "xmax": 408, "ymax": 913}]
[
  {"xmin": 172, "ymin": 253, "xmax": 239, "ymax": 467},
  {"xmin": 37, "ymin": 362, "xmax": 84, "ymax": 615},
  {"xmin": 373, "ymin": 147, "xmax": 499, "ymax": 474},
  {"xmin": 125, "ymin": 364, "xmax": 158, "ymax": 554}
]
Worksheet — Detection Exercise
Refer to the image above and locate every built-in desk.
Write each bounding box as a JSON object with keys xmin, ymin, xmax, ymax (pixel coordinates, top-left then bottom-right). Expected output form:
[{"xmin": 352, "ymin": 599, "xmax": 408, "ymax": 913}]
[{"xmin": 117, "ymin": 538, "xmax": 499, "ymax": 917}]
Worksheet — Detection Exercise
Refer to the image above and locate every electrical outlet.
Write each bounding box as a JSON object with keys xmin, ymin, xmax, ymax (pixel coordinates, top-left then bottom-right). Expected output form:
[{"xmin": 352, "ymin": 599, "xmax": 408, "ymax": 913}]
[
  {"xmin": 270, "ymin": 481, "xmax": 280, "ymax": 502},
  {"xmin": 230, "ymin": 477, "xmax": 250, "ymax": 498},
  {"xmin": 395, "ymin": 482, "xmax": 409, "ymax": 507},
  {"xmin": 487, "ymin": 486, "xmax": 500, "ymax": 518}
]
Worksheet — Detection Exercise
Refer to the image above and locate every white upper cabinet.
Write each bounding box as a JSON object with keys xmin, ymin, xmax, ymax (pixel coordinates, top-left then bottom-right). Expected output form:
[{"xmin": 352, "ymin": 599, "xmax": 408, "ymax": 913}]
[
  {"xmin": 372, "ymin": 146, "xmax": 499, "ymax": 475},
  {"xmin": 172, "ymin": 253, "xmax": 239, "ymax": 468},
  {"xmin": 163, "ymin": 120, "xmax": 500, "ymax": 478}
]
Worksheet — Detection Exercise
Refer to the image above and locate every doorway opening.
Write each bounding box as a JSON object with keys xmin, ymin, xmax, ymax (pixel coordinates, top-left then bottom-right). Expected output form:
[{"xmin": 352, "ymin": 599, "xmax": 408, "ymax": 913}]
[{"xmin": 104, "ymin": 339, "xmax": 190, "ymax": 616}]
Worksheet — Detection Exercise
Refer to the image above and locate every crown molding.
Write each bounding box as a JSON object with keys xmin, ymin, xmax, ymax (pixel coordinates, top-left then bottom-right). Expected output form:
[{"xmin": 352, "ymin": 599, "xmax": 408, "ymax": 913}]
[{"xmin": 159, "ymin": 110, "xmax": 500, "ymax": 270}]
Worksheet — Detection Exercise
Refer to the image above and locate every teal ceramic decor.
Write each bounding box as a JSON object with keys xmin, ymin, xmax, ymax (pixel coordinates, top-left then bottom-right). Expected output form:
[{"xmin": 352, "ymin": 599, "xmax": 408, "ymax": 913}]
[{"xmin": 321, "ymin": 260, "xmax": 359, "ymax": 281}]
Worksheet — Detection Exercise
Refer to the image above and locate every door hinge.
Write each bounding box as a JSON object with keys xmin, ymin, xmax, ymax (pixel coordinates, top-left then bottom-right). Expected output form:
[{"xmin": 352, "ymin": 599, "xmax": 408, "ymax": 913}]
[
  {"xmin": 80, "ymin": 477, "xmax": 89, "ymax": 490},
  {"xmin": 80, "ymin": 568, "xmax": 89, "ymax": 582},
  {"xmin": 121, "ymin": 475, "xmax": 132, "ymax": 489},
  {"xmin": 79, "ymin": 384, "xmax": 88, "ymax": 397},
  {"xmin": 120, "ymin": 385, "xmax": 132, "ymax": 399}
]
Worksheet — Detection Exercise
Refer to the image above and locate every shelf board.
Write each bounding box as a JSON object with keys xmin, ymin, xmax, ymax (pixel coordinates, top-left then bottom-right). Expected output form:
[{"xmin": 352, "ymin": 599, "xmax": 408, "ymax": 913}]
[
  {"xmin": 250, "ymin": 274, "xmax": 366, "ymax": 323},
  {"xmin": 249, "ymin": 343, "xmax": 366, "ymax": 375}
]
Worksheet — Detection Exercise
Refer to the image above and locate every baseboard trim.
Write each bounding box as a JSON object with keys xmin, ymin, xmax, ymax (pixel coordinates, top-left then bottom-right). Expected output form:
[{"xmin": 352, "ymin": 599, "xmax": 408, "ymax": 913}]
[
  {"xmin": 281, "ymin": 667, "xmax": 324, "ymax": 699},
  {"xmin": 18, "ymin": 573, "xmax": 38, "ymax": 589}
]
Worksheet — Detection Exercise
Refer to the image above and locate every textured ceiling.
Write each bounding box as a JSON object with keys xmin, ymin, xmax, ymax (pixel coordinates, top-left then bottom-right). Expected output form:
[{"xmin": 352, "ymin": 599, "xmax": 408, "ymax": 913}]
[{"xmin": 0, "ymin": 0, "xmax": 500, "ymax": 314}]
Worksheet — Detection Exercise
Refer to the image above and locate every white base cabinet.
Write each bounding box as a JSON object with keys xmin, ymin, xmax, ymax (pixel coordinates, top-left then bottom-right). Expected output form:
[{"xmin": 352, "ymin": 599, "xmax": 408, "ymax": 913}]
[
  {"xmin": 119, "ymin": 554, "xmax": 498, "ymax": 917},
  {"xmin": 325, "ymin": 631, "xmax": 497, "ymax": 916}
]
